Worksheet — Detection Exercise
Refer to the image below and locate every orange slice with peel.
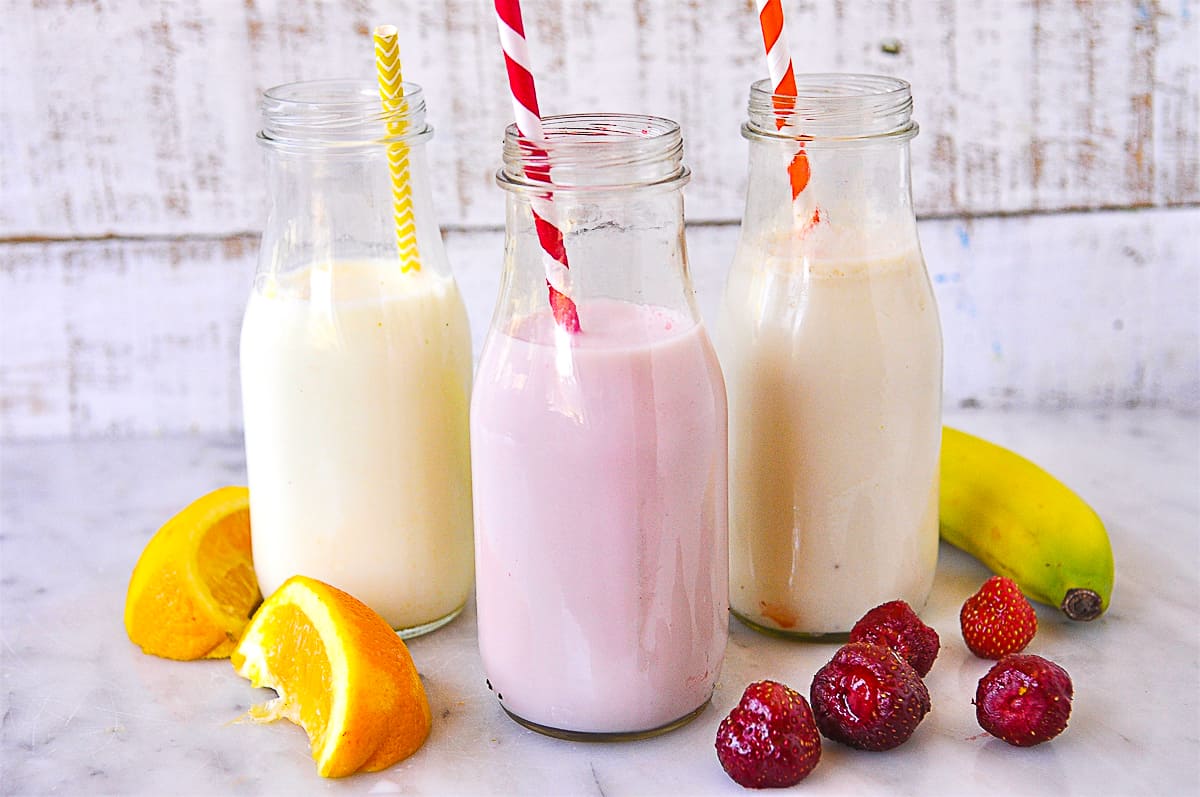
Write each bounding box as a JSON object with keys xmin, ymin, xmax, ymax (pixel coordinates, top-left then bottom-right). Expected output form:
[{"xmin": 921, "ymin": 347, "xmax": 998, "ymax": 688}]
[
  {"xmin": 124, "ymin": 486, "xmax": 261, "ymax": 660},
  {"xmin": 231, "ymin": 575, "xmax": 432, "ymax": 778}
]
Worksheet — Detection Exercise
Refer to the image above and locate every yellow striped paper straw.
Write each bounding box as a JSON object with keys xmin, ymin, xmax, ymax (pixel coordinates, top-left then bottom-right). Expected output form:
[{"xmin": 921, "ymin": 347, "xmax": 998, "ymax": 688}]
[{"xmin": 373, "ymin": 25, "xmax": 420, "ymax": 273}]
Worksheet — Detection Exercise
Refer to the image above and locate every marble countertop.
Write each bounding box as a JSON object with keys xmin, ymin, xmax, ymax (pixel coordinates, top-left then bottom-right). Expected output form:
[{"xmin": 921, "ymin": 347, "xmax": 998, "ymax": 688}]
[{"xmin": 2, "ymin": 409, "xmax": 1197, "ymax": 795}]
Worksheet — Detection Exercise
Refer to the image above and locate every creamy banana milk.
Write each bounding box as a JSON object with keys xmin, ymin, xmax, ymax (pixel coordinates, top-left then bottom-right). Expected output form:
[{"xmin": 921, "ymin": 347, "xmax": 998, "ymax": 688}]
[{"xmin": 716, "ymin": 246, "xmax": 942, "ymax": 635}]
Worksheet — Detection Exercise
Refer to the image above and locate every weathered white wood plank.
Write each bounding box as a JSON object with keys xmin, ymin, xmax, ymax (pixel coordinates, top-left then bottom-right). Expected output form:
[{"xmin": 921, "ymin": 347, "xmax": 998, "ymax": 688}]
[
  {"xmin": 0, "ymin": 236, "xmax": 253, "ymax": 439},
  {"xmin": 1, "ymin": 0, "xmax": 1196, "ymax": 237},
  {"xmin": 1152, "ymin": 0, "xmax": 1200, "ymax": 205},
  {"xmin": 2, "ymin": 207, "xmax": 1196, "ymax": 440},
  {"xmin": 920, "ymin": 208, "xmax": 1200, "ymax": 409}
]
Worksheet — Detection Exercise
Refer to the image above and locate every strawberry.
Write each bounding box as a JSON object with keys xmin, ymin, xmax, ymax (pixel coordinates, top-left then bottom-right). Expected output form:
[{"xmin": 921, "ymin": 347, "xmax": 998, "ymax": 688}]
[
  {"xmin": 715, "ymin": 680, "xmax": 821, "ymax": 788},
  {"xmin": 849, "ymin": 600, "xmax": 940, "ymax": 677},
  {"xmin": 975, "ymin": 654, "xmax": 1073, "ymax": 746},
  {"xmin": 960, "ymin": 576, "xmax": 1038, "ymax": 659},
  {"xmin": 809, "ymin": 642, "xmax": 931, "ymax": 751}
]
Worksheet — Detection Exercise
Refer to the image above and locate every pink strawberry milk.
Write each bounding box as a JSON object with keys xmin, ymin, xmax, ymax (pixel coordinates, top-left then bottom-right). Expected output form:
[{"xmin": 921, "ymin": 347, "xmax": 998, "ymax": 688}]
[{"xmin": 471, "ymin": 115, "xmax": 728, "ymax": 739}]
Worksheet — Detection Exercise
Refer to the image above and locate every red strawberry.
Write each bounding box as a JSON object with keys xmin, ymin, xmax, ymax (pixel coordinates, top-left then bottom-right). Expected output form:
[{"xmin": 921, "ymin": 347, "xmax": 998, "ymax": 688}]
[
  {"xmin": 809, "ymin": 642, "xmax": 931, "ymax": 751},
  {"xmin": 960, "ymin": 576, "xmax": 1038, "ymax": 659},
  {"xmin": 849, "ymin": 600, "xmax": 940, "ymax": 677},
  {"xmin": 715, "ymin": 680, "xmax": 821, "ymax": 788},
  {"xmin": 975, "ymin": 654, "xmax": 1073, "ymax": 746}
]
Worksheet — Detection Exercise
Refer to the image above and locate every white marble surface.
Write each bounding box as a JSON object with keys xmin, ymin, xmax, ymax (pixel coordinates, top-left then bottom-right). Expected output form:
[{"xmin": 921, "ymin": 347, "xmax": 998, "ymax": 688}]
[{"xmin": 1, "ymin": 409, "xmax": 1197, "ymax": 795}]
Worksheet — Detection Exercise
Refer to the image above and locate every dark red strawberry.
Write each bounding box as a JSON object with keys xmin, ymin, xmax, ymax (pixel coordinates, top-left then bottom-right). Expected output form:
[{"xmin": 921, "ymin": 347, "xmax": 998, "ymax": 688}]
[
  {"xmin": 809, "ymin": 642, "xmax": 931, "ymax": 751},
  {"xmin": 975, "ymin": 654, "xmax": 1073, "ymax": 746},
  {"xmin": 715, "ymin": 680, "xmax": 821, "ymax": 788},
  {"xmin": 849, "ymin": 600, "xmax": 940, "ymax": 677},
  {"xmin": 960, "ymin": 576, "xmax": 1038, "ymax": 659}
]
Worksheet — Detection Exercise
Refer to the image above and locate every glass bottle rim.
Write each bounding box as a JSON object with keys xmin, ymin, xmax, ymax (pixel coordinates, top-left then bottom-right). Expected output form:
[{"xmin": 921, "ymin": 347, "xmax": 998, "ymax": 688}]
[
  {"xmin": 497, "ymin": 113, "xmax": 690, "ymax": 194},
  {"xmin": 258, "ymin": 78, "xmax": 433, "ymax": 151},
  {"xmin": 744, "ymin": 74, "xmax": 918, "ymax": 146}
]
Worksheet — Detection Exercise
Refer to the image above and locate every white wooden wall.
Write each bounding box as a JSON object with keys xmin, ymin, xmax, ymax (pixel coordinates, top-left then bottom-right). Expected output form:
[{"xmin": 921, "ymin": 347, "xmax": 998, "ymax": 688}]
[{"xmin": 2, "ymin": 0, "xmax": 1198, "ymax": 439}]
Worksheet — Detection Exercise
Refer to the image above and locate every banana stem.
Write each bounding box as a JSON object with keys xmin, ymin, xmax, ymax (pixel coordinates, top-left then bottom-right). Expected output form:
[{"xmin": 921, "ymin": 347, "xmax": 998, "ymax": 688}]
[{"xmin": 1061, "ymin": 589, "xmax": 1103, "ymax": 621}]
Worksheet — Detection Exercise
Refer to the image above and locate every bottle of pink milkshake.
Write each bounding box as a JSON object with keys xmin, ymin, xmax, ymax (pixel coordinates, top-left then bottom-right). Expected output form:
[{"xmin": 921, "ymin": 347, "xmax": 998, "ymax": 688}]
[{"xmin": 472, "ymin": 114, "xmax": 728, "ymax": 740}]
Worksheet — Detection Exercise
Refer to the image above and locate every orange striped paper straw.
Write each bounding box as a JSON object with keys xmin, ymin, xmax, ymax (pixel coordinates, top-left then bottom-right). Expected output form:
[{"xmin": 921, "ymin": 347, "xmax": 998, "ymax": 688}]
[{"xmin": 756, "ymin": 0, "xmax": 810, "ymax": 199}]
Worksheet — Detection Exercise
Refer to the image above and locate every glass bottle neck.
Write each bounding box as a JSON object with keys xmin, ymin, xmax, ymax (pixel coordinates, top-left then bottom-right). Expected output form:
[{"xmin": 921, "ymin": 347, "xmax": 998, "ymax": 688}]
[
  {"xmin": 745, "ymin": 74, "xmax": 917, "ymax": 142},
  {"xmin": 498, "ymin": 114, "xmax": 688, "ymax": 191},
  {"xmin": 740, "ymin": 75, "xmax": 922, "ymax": 262},
  {"xmin": 259, "ymin": 142, "xmax": 442, "ymax": 274},
  {"xmin": 490, "ymin": 114, "xmax": 700, "ymax": 335},
  {"xmin": 742, "ymin": 135, "xmax": 917, "ymax": 231},
  {"xmin": 255, "ymin": 79, "xmax": 448, "ymax": 280}
]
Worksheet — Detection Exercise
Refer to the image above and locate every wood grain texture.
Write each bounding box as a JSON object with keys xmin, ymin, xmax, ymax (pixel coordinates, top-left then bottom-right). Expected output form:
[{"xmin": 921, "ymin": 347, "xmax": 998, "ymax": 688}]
[
  {"xmin": 2, "ymin": 0, "xmax": 1196, "ymax": 237},
  {"xmin": 2, "ymin": 208, "xmax": 1196, "ymax": 440},
  {"xmin": 2, "ymin": 1, "xmax": 1196, "ymax": 439}
]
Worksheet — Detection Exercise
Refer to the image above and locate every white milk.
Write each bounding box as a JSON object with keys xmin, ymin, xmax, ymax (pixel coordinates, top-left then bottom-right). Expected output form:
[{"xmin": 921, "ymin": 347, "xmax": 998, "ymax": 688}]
[
  {"xmin": 716, "ymin": 246, "xmax": 942, "ymax": 636},
  {"xmin": 240, "ymin": 259, "xmax": 474, "ymax": 632}
]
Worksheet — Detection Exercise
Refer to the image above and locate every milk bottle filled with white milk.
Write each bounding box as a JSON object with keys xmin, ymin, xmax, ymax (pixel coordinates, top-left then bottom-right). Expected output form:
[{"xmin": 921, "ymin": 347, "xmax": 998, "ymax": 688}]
[
  {"xmin": 240, "ymin": 80, "xmax": 474, "ymax": 637},
  {"xmin": 716, "ymin": 75, "xmax": 943, "ymax": 637}
]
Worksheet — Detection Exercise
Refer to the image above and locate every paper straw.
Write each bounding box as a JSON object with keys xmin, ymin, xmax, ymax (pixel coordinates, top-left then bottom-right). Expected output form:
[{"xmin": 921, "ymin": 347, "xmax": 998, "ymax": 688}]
[
  {"xmin": 494, "ymin": 0, "xmax": 581, "ymax": 333},
  {"xmin": 756, "ymin": 0, "xmax": 810, "ymax": 199},
  {"xmin": 374, "ymin": 25, "xmax": 421, "ymax": 273}
]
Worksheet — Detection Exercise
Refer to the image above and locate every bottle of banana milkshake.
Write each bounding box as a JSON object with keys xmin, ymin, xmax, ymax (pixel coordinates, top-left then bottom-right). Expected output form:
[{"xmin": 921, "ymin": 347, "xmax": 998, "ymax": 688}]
[
  {"xmin": 240, "ymin": 80, "xmax": 474, "ymax": 637},
  {"xmin": 716, "ymin": 74, "xmax": 943, "ymax": 638}
]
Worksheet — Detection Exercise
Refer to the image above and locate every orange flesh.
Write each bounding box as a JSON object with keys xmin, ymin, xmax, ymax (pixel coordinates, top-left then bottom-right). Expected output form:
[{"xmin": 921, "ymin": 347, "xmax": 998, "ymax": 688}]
[
  {"xmin": 259, "ymin": 603, "xmax": 334, "ymax": 750},
  {"xmin": 195, "ymin": 508, "xmax": 259, "ymax": 618}
]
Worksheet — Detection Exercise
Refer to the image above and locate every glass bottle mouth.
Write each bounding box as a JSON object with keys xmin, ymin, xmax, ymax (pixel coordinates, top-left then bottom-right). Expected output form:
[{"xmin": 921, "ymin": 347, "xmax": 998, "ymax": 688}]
[
  {"xmin": 258, "ymin": 78, "xmax": 433, "ymax": 151},
  {"xmin": 497, "ymin": 113, "xmax": 690, "ymax": 193},
  {"xmin": 745, "ymin": 74, "xmax": 917, "ymax": 145}
]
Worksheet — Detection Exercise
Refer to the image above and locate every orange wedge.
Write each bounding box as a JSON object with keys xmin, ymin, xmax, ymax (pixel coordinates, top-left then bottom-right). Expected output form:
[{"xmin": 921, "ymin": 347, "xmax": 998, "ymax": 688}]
[
  {"xmin": 124, "ymin": 486, "xmax": 261, "ymax": 660},
  {"xmin": 231, "ymin": 575, "xmax": 432, "ymax": 778}
]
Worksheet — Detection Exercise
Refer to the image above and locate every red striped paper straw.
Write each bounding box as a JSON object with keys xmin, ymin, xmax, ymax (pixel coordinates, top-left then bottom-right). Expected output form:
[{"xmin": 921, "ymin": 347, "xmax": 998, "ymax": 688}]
[
  {"xmin": 494, "ymin": 0, "xmax": 581, "ymax": 333},
  {"xmin": 757, "ymin": 0, "xmax": 810, "ymax": 199}
]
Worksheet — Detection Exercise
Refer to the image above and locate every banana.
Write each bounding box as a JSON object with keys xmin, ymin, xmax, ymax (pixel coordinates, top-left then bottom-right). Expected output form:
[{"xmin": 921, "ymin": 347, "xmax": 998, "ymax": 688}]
[{"xmin": 939, "ymin": 426, "xmax": 1114, "ymax": 621}]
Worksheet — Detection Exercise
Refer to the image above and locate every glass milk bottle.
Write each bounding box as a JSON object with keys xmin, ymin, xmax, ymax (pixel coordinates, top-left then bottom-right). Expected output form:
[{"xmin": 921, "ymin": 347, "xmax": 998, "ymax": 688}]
[
  {"xmin": 240, "ymin": 80, "xmax": 474, "ymax": 637},
  {"xmin": 717, "ymin": 75, "xmax": 943, "ymax": 638},
  {"xmin": 472, "ymin": 115, "xmax": 728, "ymax": 739}
]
